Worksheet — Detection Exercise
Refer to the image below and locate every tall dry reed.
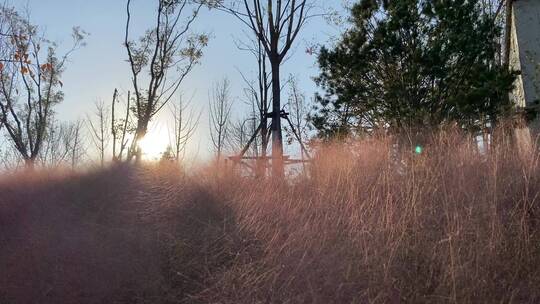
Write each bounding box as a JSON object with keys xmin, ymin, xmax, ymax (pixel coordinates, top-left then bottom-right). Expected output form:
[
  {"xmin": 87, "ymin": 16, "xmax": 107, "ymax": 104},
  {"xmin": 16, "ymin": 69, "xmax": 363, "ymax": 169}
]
[{"xmin": 1, "ymin": 131, "xmax": 540, "ymax": 303}]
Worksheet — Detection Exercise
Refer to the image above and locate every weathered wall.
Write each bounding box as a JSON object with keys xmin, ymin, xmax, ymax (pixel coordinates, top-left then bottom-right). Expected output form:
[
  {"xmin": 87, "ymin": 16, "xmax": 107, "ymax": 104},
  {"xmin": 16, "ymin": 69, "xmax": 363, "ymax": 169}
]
[
  {"xmin": 511, "ymin": 0, "xmax": 540, "ymax": 107},
  {"xmin": 510, "ymin": 0, "xmax": 540, "ymax": 150}
]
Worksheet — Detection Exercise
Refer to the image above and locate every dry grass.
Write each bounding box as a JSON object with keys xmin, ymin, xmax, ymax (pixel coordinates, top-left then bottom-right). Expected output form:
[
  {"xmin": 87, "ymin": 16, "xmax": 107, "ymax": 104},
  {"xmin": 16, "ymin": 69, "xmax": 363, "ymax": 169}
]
[{"xmin": 2, "ymin": 131, "xmax": 540, "ymax": 303}]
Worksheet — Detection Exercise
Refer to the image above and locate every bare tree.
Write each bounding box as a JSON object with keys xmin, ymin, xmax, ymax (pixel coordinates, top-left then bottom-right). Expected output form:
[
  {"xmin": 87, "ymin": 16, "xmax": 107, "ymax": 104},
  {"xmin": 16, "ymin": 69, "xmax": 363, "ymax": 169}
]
[
  {"xmin": 68, "ymin": 119, "xmax": 85, "ymax": 169},
  {"xmin": 0, "ymin": 4, "xmax": 86, "ymax": 168},
  {"xmin": 220, "ymin": 0, "xmax": 315, "ymax": 177},
  {"xmin": 38, "ymin": 119, "xmax": 85, "ymax": 168},
  {"xmin": 0, "ymin": 140, "xmax": 22, "ymax": 170},
  {"xmin": 229, "ymin": 116, "xmax": 254, "ymax": 154},
  {"xmin": 209, "ymin": 78, "xmax": 233, "ymax": 161},
  {"xmin": 87, "ymin": 101, "xmax": 110, "ymax": 167},
  {"xmin": 285, "ymin": 75, "xmax": 309, "ymax": 162},
  {"xmin": 111, "ymin": 89, "xmax": 133, "ymax": 162},
  {"xmin": 169, "ymin": 94, "xmax": 201, "ymax": 162},
  {"xmin": 236, "ymin": 37, "xmax": 271, "ymax": 176},
  {"xmin": 246, "ymin": 93, "xmax": 262, "ymax": 157},
  {"xmin": 39, "ymin": 119, "xmax": 69, "ymax": 167},
  {"xmin": 124, "ymin": 0, "xmax": 215, "ymax": 162},
  {"xmin": 110, "ymin": 88, "xmax": 119, "ymax": 161}
]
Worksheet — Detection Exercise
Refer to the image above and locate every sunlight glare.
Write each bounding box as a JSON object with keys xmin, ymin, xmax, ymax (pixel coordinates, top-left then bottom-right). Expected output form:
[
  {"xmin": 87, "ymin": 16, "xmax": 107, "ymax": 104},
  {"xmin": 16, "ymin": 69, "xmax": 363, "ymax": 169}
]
[{"xmin": 138, "ymin": 130, "xmax": 169, "ymax": 160}]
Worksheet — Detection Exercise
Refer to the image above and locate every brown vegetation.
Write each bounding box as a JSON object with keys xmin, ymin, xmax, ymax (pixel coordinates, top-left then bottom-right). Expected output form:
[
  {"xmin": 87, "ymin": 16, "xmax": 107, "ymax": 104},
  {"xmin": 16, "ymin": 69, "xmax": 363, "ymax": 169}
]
[{"xmin": 1, "ymin": 132, "xmax": 540, "ymax": 303}]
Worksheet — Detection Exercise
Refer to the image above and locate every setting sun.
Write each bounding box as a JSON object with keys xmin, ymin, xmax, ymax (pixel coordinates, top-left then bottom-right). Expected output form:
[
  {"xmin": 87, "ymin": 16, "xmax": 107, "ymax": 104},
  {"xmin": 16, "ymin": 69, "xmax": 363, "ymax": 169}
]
[{"xmin": 137, "ymin": 130, "xmax": 169, "ymax": 160}]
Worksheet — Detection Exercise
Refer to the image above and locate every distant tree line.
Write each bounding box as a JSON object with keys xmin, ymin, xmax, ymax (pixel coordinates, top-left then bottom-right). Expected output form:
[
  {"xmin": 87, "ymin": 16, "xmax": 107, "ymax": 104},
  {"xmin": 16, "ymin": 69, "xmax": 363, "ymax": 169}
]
[{"xmin": 0, "ymin": 0, "xmax": 519, "ymax": 171}]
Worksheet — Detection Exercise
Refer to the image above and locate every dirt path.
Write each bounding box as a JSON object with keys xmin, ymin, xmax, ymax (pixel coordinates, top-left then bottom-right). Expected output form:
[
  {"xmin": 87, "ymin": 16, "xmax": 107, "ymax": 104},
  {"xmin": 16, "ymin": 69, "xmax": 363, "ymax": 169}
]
[{"xmin": 0, "ymin": 168, "xmax": 171, "ymax": 304}]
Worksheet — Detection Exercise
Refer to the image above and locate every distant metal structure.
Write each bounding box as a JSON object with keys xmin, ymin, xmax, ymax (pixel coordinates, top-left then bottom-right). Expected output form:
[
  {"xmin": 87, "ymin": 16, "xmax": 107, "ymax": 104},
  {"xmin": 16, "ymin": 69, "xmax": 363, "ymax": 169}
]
[
  {"xmin": 507, "ymin": 0, "xmax": 540, "ymax": 148},
  {"xmin": 228, "ymin": 110, "xmax": 311, "ymax": 178}
]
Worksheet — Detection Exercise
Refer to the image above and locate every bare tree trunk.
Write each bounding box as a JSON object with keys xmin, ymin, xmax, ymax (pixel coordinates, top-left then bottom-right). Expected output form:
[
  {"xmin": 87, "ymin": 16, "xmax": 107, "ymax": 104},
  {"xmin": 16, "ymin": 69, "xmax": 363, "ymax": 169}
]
[
  {"xmin": 209, "ymin": 78, "xmax": 233, "ymax": 163},
  {"xmin": 24, "ymin": 157, "xmax": 35, "ymax": 170},
  {"xmin": 133, "ymin": 127, "xmax": 147, "ymax": 164},
  {"xmin": 113, "ymin": 91, "xmax": 131, "ymax": 162},
  {"xmin": 87, "ymin": 101, "xmax": 110, "ymax": 167},
  {"xmin": 236, "ymin": 38, "xmax": 271, "ymax": 177},
  {"xmin": 287, "ymin": 77, "xmax": 309, "ymax": 170},
  {"xmin": 271, "ymin": 61, "xmax": 284, "ymax": 178},
  {"xmin": 170, "ymin": 96, "xmax": 200, "ymax": 163},
  {"xmin": 70, "ymin": 120, "xmax": 84, "ymax": 170},
  {"xmin": 111, "ymin": 89, "xmax": 118, "ymax": 162}
]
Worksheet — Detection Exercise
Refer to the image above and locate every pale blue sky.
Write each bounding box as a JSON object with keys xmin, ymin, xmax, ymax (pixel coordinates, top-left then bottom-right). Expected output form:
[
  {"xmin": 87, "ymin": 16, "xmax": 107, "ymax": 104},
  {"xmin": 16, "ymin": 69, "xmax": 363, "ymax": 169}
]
[{"xmin": 16, "ymin": 0, "xmax": 343, "ymax": 160}]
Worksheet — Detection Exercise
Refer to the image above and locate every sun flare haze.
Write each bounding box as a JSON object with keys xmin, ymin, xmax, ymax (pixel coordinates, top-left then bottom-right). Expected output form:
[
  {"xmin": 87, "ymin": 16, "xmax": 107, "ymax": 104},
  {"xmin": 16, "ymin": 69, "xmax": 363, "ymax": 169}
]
[{"xmin": 137, "ymin": 129, "xmax": 170, "ymax": 160}]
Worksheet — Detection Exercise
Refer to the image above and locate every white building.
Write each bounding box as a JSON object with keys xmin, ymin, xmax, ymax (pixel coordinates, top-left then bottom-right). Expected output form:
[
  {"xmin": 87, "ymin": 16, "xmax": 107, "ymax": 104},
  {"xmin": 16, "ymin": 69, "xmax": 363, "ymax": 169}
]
[{"xmin": 509, "ymin": 0, "xmax": 540, "ymax": 146}]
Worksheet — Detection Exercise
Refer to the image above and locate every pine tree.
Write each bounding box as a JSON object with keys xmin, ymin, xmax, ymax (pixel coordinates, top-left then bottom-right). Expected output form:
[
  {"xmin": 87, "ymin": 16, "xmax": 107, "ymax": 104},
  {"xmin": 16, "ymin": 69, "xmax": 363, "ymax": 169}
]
[{"xmin": 311, "ymin": 0, "xmax": 516, "ymax": 138}]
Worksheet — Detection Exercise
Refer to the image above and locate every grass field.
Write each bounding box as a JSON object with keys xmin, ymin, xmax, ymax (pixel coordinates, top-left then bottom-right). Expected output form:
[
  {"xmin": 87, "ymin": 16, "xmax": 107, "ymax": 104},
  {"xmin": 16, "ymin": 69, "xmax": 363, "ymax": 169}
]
[{"xmin": 1, "ymin": 132, "xmax": 540, "ymax": 303}]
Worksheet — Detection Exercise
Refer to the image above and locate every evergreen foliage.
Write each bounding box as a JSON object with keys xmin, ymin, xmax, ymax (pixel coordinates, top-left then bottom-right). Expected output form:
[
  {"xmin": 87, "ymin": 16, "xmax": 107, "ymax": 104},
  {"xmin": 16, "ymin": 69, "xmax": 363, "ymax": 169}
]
[{"xmin": 312, "ymin": 0, "xmax": 516, "ymax": 138}]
